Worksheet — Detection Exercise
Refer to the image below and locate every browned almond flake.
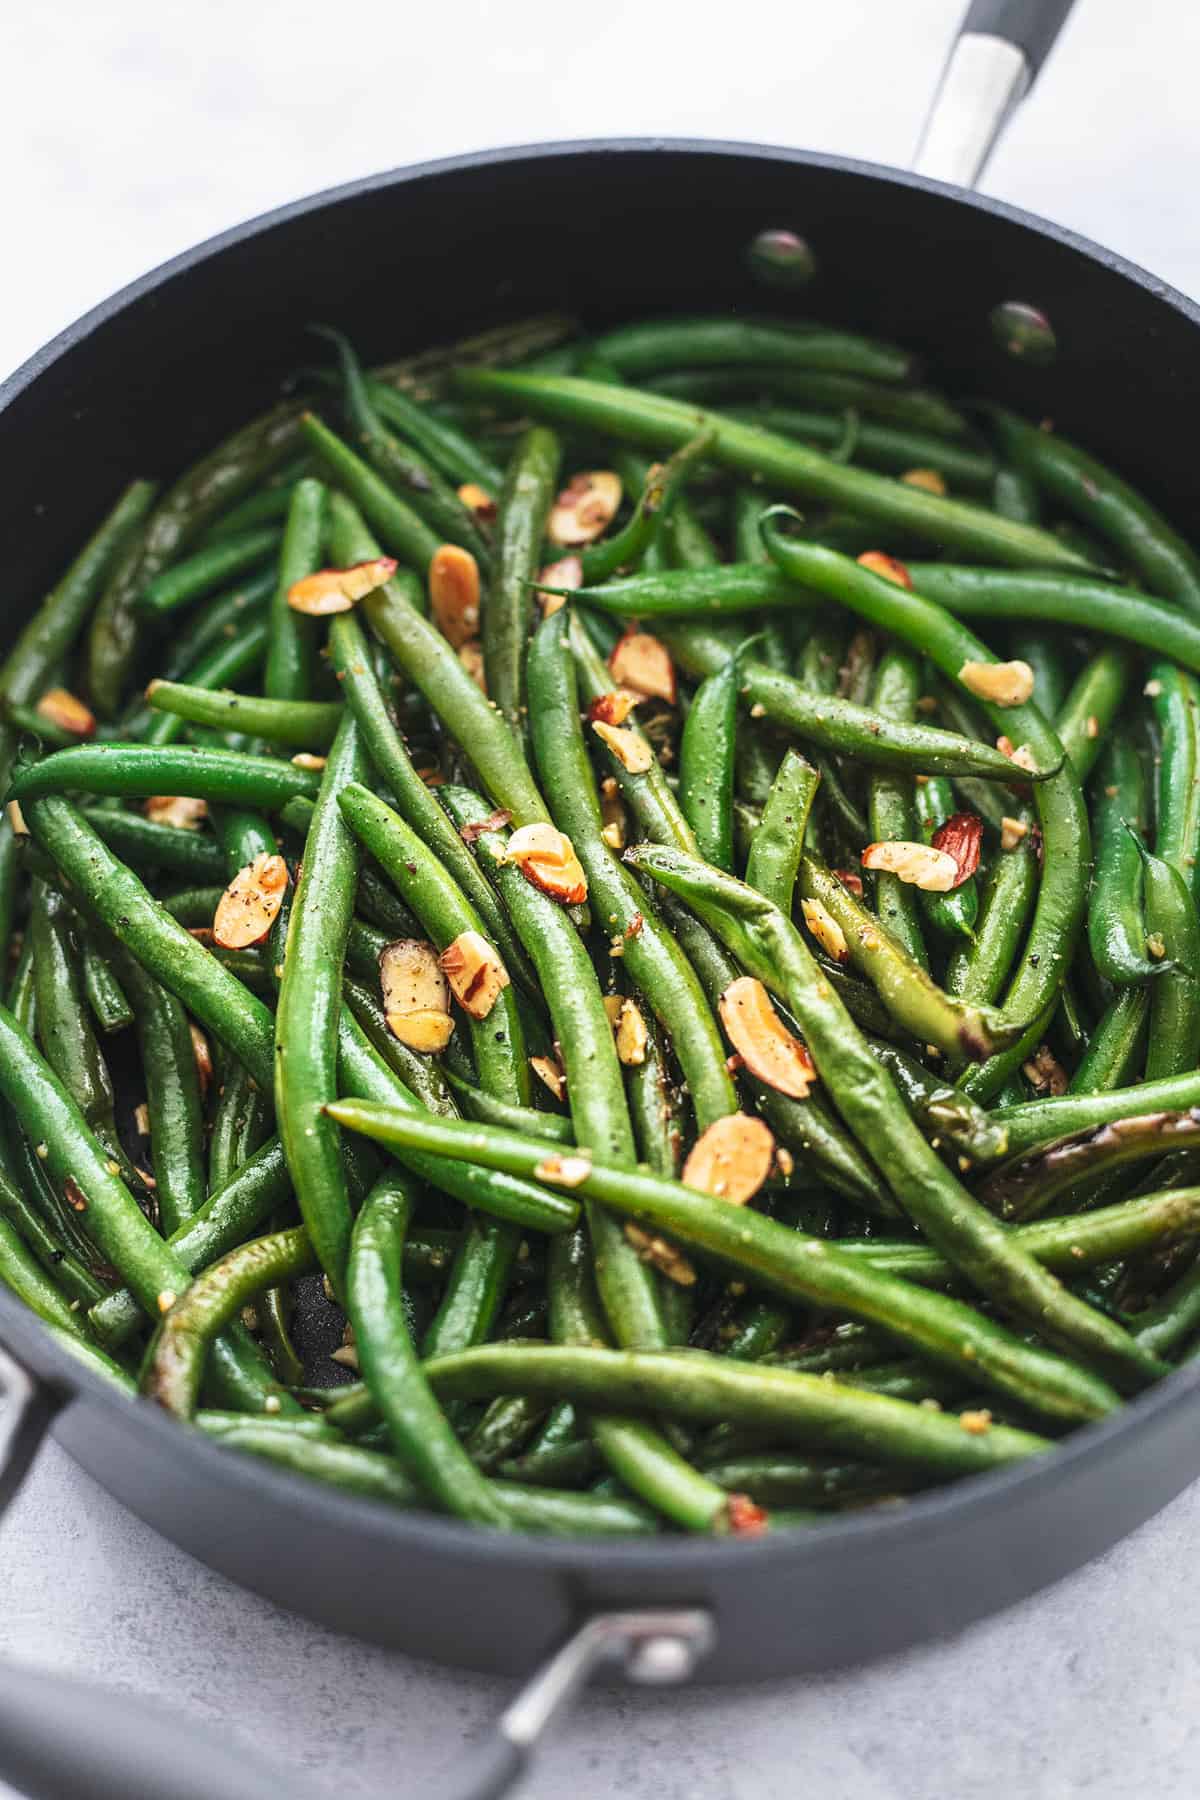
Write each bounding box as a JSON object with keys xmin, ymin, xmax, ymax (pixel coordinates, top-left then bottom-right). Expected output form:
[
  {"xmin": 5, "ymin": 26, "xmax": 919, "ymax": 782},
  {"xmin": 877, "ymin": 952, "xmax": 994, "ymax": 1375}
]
[
  {"xmin": 861, "ymin": 840, "xmax": 958, "ymax": 892},
  {"xmin": 428, "ymin": 543, "xmax": 482, "ymax": 647},
  {"xmin": 1085, "ymin": 714, "xmax": 1100, "ymax": 739},
  {"xmin": 134, "ymin": 1103, "xmax": 151, "ymax": 1137},
  {"xmin": 533, "ymin": 1153, "xmax": 592, "ymax": 1187},
  {"xmin": 189, "ymin": 1024, "xmax": 214, "ymax": 1095},
  {"xmin": 213, "ymin": 852, "xmax": 289, "ymax": 949},
  {"xmin": 530, "ymin": 1054, "xmax": 567, "ymax": 1102},
  {"xmin": 380, "ymin": 938, "xmax": 455, "ymax": 1053},
  {"xmin": 145, "ymin": 795, "xmax": 208, "ymax": 831},
  {"xmin": 547, "ymin": 470, "xmax": 622, "ymax": 546},
  {"xmin": 331, "ymin": 1345, "xmax": 360, "ymax": 1372},
  {"xmin": 959, "ymin": 658, "xmax": 1035, "ymax": 707},
  {"xmin": 287, "ymin": 557, "xmax": 397, "ymax": 615},
  {"xmin": 457, "ymin": 482, "xmax": 497, "ymax": 522},
  {"xmin": 623, "ymin": 1223, "xmax": 696, "ymax": 1286},
  {"xmin": 36, "ymin": 687, "xmax": 96, "ymax": 738},
  {"xmin": 930, "ymin": 812, "xmax": 983, "ymax": 888},
  {"xmin": 591, "ymin": 719, "xmax": 653, "ymax": 774},
  {"xmin": 535, "ymin": 555, "xmax": 583, "ymax": 616},
  {"xmin": 856, "ymin": 551, "xmax": 912, "ymax": 590},
  {"xmin": 833, "ymin": 869, "xmax": 864, "ymax": 897},
  {"xmin": 588, "ymin": 689, "xmax": 637, "ymax": 726},
  {"xmin": 959, "ymin": 1409, "xmax": 993, "ymax": 1436},
  {"xmin": 505, "ymin": 823, "xmax": 587, "ymax": 904},
  {"xmin": 6, "ymin": 801, "xmax": 28, "ymax": 836},
  {"xmin": 439, "ymin": 930, "xmax": 510, "ymax": 1019},
  {"xmin": 614, "ymin": 998, "xmax": 648, "ymax": 1066},
  {"xmin": 1000, "ymin": 815, "xmax": 1029, "ymax": 851},
  {"xmin": 726, "ymin": 1494, "xmax": 769, "ymax": 1537},
  {"xmin": 801, "ymin": 897, "xmax": 849, "ymax": 964},
  {"xmin": 64, "ymin": 1176, "xmax": 87, "ymax": 1212},
  {"xmin": 915, "ymin": 695, "xmax": 938, "ymax": 715},
  {"xmin": 609, "ymin": 628, "xmax": 677, "ymax": 704},
  {"xmin": 188, "ymin": 927, "xmax": 215, "ymax": 944},
  {"xmin": 291, "ymin": 753, "xmax": 326, "ymax": 771},
  {"xmin": 900, "ymin": 468, "xmax": 947, "ymax": 495},
  {"xmin": 1147, "ymin": 932, "xmax": 1167, "ymax": 960},
  {"xmin": 458, "ymin": 639, "xmax": 487, "ymax": 692},
  {"xmin": 682, "ymin": 1112, "xmax": 775, "ymax": 1206},
  {"xmin": 775, "ymin": 1145, "xmax": 795, "ymax": 1178},
  {"xmin": 718, "ymin": 977, "xmax": 816, "ymax": 1098},
  {"xmin": 459, "ymin": 808, "xmax": 512, "ymax": 845},
  {"xmin": 1022, "ymin": 1044, "xmax": 1068, "ymax": 1097}
]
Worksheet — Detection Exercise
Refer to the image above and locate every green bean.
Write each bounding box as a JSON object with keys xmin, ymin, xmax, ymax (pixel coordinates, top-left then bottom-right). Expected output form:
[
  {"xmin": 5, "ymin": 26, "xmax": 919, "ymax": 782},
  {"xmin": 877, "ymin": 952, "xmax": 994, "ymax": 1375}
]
[
  {"xmin": 866, "ymin": 650, "xmax": 928, "ymax": 966},
  {"xmin": 139, "ymin": 528, "xmax": 279, "ymax": 616},
  {"xmin": 646, "ymin": 367, "xmax": 969, "ymax": 436},
  {"xmin": 1056, "ymin": 648, "xmax": 1130, "ymax": 784},
  {"xmin": 727, "ymin": 407, "xmax": 995, "ymax": 490},
  {"xmin": 111, "ymin": 946, "xmax": 207, "ymax": 1236},
  {"xmin": 1088, "ymin": 734, "xmax": 1163, "ymax": 985},
  {"xmin": 591, "ymin": 317, "xmax": 913, "ymax": 383},
  {"xmin": 29, "ymin": 883, "xmax": 123, "ymax": 1157},
  {"xmin": 367, "ymin": 378, "xmax": 504, "ymax": 493},
  {"xmin": 945, "ymin": 842, "xmax": 1037, "ymax": 1007},
  {"xmin": 445, "ymin": 1075, "xmax": 572, "ymax": 1142},
  {"xmin": 867, "ymin": 1040, "xmax": 1009, "ymax": 1164},
  {"xmin": 145, "ymin": 681, "xmax": 341, "ymax": 749},
  {"xmin": 9, "ymin": 742, "xmax": 320, "ymax": 812},
  {"xmin": 980, "ymin": 1111, "xmax": 1200, "ymax": 1224},
  {"xmin": 74, "ymin": 810, "xmax": 229, "ymax": 885},
  {"xmin": 343, "ymin": 976, "xmax": 458, "ymax": 1117},
  {"xmin": 466, "ymin": 1394, "xmax": 551, "ymax": 1472},
  {"xmin": 624, "ymin": 845, "xmax": 1162, "ymax": 1397},
  {"xmin": 0, "ymin": 1209, "xmax": 94, "ymax": 1340},
  {"xmin": 203, "ymin": 478, "xmax": 300, "ymax": 542},
  {"xmin": 81, "ymin": 939, "xmax": 134, "ymax": 1035},
  {"xmin": 911, "ymin": 774, "xmax": 978, "ymax": 944},
  {"xmin": 455, "ymin": 370, "xmax": 1099, "ymax": 572},
  {"xmin": 207, "ymin": 1059, "xmax": 272, "ymax": 1194},
  {"xmin": 300, "ymin": 413, "xmax": 442, "ymax": 576},
  {"xmin": 88, "ymin": 403, "xmax": 301, "ymax": 715},
  {"xmin": 745, "ymin": 749, "xmax": 820, "ymax": 914},
  {"xmin": 1140, "ymin": 843, "xmax": 1200, "ymax": 1082},
  {"xmin": 486, "ymin": 426, "xmax": 560, "ymax": 732},
  {"xmin": 580, "ymin": 432, "xmax": 714, "ymax": 583},
  {"xmin": 1069, "ymin": 988, "xmax": 1149, "ymax": 1098},
  {"xmin": 527, "ymin": 608, "xmax": 737, "ymax": 1132},
  {"xmin": 161, "ymin": 571, "xmax": 275, "ymax": 683},
  {"xmin": 1148, "ymin": 663, "xmax": 1200, "ymax": 900},
  {"xmin": 678, "ymin": 635, "xmax": 754, "ymax": 872},
  {"xmin": 139, "ymin": 616, "xmax": 271, "ymax": 749},
  {"xmin": 984, "ymin": 406, "xmax": 1200, "ymax": 611}
]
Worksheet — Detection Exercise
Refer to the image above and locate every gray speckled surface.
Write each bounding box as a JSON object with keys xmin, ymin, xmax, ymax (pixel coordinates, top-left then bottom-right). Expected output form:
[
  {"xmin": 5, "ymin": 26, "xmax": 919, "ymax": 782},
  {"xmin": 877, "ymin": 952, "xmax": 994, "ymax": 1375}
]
[{"xmin": 3, "ymin": 1, "xmax": 1200, "ymax": 1794}]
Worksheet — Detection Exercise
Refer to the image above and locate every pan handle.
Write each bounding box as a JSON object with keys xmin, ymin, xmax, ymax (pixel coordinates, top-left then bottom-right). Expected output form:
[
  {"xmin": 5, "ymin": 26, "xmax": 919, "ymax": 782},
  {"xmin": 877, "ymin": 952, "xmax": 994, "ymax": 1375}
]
[
  {"xmin": 912, "ymin": 0, "xmax": 1077, "ymax": 188},
  {"xmin": 434, "ymin": 1609, "xmax": 716, "ymax": 1800}
]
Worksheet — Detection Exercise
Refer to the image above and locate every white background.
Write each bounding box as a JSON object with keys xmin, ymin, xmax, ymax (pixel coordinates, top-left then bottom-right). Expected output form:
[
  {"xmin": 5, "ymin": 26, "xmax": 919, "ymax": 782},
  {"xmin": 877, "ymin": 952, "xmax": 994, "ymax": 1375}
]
[{"xmin": 3, "ymin": 2, "xmax": 1200, "ymax": 1796}]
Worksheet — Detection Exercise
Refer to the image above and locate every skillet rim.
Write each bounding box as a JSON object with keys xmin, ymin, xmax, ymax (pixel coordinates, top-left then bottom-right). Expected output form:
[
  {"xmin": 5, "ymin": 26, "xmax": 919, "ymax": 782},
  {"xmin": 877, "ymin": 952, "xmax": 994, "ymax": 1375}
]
[{"xmin": 3, "ymin": 134, "xmax": 1200, "ymax": 1577}]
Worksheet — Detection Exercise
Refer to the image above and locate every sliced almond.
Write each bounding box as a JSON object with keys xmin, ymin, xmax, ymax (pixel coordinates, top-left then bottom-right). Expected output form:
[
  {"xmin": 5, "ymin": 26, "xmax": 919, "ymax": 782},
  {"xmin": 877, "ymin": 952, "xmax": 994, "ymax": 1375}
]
[
  {"xmin": 900, "ymin": 468, "xmax": 947, "ymax": 495},
  {"xmin": 547, "ymin": 471, "xmax": 622, "ymax": 547},
  {"xmin": 682, "ymin": 1112, "xmax": 775, "ymax": 1206},
  {"xmin": 36, "ymin": 687, "xmax": 96, "ymax": 739},
  {"xmin": 588, "ymin": 690, "xmax": 637, "ymax": 726},
  {"xmin": 602, "ymin": 995, "xmax": 623, "ymax": 1026},
  {"xmin": 614, "ymin": 997, "xmax": 648, "ymax": 1066},
  {"xmin": 1009, "ymin": 743, "xmax": 1039, "ymax": 774},
  {"xmin": 505, "ymin": 823, "xmax": 587, "ymax": 904},
  {"xmin": 291, "ymin": 752, "xmax": 326, "ymax": 771},
  {"xmin": 533, "ymin": 1152, "xmax": 592, "ymax": 1187},
  {"xmin": 459, "ymin": 807, "xmax": 512, "ymax": 845},
  {"xmin": 458, "ymin": 639, "xmax": 487, "ymax": 692},
  {"xmin": 592, "ymin": 718, "xmax": 653, "ymax": 774},
  {"xmin": 145, "ymin": 795, "xmax": 208, "ymax": 831},
  {"xmin": 725, "ymin": 1494, "xmax": 769, "ymax": 1537},
  {"xmin": 189, "ymin": 1024, "xmax": 213, "ymax": 1096},
  {"xmin": 439, "ymin": 930, "xmax": 509, "ymax": 1020},
  {"xmin": 535, "ymin": 555, "xmax": 583, "ymax": 616},
  {"xmin": 929, "ymin": 812, "xmax": 983, "ymax": 888},
  {"xmin": 1022, "ymin": 1043, "xmax": 1069, "ymax": 1097},
  {"xmin": 624, "ymin": 1223, "xmax": 696, "ymax": 1286},
  {"xmin": 609, "ymin": 628, "xmax": 676, "ymax": 704},
  {"xmin": 959, "ymin": 659, "xmax": 1035, "ymax": 707},
  {"xmin": 428, "ymin": 543, "xmax": 482, "ymax": 648},
  {"xmin": 801, "ymin": 896, "xmax": 849, "ymax": 964},
  {"xmin": 457, "ymin": 482, "xmax": 496, "ymax": 522},
  {"xmin": 833, "ymin": 869, "xmax": 864, "ymax": 898},
  {"xmin": 1000, "ymin": 815, "xmax": 1029, "ymax": 852},
  {"xmin": 718, "ymin": 977, "xmax": 816, "ymax": 1098},
  {"xmin": 287, "ymin": 557, "xmax": 397, "ymax": 615},
  {"xmin": 530, "ymin": 1053, "xmax": 567, "ymax": 1101},
  {"xmin": 6, "ymin": 800, "xmax": 28, "ymax": 836},
  {"xmin": 380, "ymin": 938, "xmax": 455, "ymax": 1053},
  {"xmin": 213, "ymin": 852, "xmax": 289, "ymax": 949},
  {"xmin": 856, "ymin": 552, "xmax": 912, "ymax": 590},
  {"xmin": 861, "ymin": 840, "xmax": 958, "ymax": 892}
]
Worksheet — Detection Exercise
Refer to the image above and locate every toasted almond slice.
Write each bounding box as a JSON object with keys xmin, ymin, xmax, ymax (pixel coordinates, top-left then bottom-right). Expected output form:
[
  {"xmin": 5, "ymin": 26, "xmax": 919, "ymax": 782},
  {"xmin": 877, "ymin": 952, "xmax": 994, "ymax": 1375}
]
[
  {"xmin": 861, "ymin": 840, "xmax": 958, "ymax": 892},
  {"xmin": 213, "ymin": 852, "xmax": 289, "ymax": 949},
  {"xmin": 726, "ymin": 1494, "xmax": 769, "ymax": 1537},
  {"xmin": 718, "ymin": 977, "xmax": 816, "ymax": 1098},
  {"xmin": 624, "ymin": 1223, "xmax": 696, "ymax": 1286},
  {"xmin": 959, "ymin": 658, "xmax": 1035, "ymax": 707},
  {"xmin": 1022, "ymin": 1043, "xmax": 1069, "ymax": 1096},
  {"xmin": 291, "ymin": 752, "xmax": 327, "ymax": 771},
  {"xmin": 506, "ymin": 823, "xmax": 587, "ymax": 904},
  {"xmin": 457, "ymin": 482, "xmax": 496, "ymax": 522},
  {"xmin": 614, "ymin": 997, "xmax": 648, "ymax": 1066},
  {"xmin": 535, "ymin": 554, "xmax": 583, "ymax": 616},
  {"xmin": 1000, "ymin": 815, "xmax": 1029, "ymax": 852},
  {"xmin": 134, "ymin": 1102, "xmax": 151, "ymax": 1137},
  {"xmin": 459, "ymin": 807, "xmax": 512, "ymax": 845},
  {"xmin": 588, "ymin": 690, "xmax": 637, "ymax": 726},
  {"xmin": 428, "ymin": 544, "xmax": 482, "ymax": 648},
  {"xmin": 929, "ymin": 812, "xmax": 983, "ymax": 888},
  {"xmin": 591, "ymin": 718, "xmax": 653, "ymax": 774},
  {"xmin": 458, "ymin": 639, "xmax": 487, "ymax": 692},
  {"xmin": 1009, "ymin": 743, "xmax": 1039, "ymax": 773},
  {"xmin": 801, "ymin": 896, "xmax": 849, "ymax": 964},
  {"xmin": 145, "ymin": 795, "xmax": 208, "ymax": 831},
  {"xmin": 439, "ymin": 930, "xmax": 510, "ymax": 1020},
  {"xmin": 900, "ymin": 468, "xmax": 947, "ymax": 495},
  {"xmin": 534, "ymin": 1152, "xmax": 592, "ymax": 1187},
  {"xmin": 380, "ymin": 938, "xmax": 454, "ymax": 1053},
  {"xmin": 287, "ymin": 557, "xmax": 397, "ymax": 615},
  {"xmin": 189, "ymin": 1024, "xmax": 213, "ymax": 1096},
  {"xmin": 609, "ymin": 628, "xmax": 677, "ymax": 704},
  {"xmin": 602, "ymin": 995, "xmax": 623, "ymax": 1026},
  {"xmin": 547, "ymin": 471, "xmax": 622, "ymax": 546},
  {"xmin": 36, "ymin": 687, "xmax": 96, "ymax": 739},
  {"xmin": 682, "ymin": 1112, "xmax": 775, "ymax": 1206},
  {"xmin": 331, "ymin": 1345, "xmax": 360, "ymax": 1372},
  {"xmin": 833, "ymin": 869, "xmax": 864, "ymax": 898},
  {"xmin": 857, "ymin": 552, "xmax": 913, "ymax": 590},
  {"xmin": 530, "ymin": 1054, "xmax": 567, "ymax": 1101},
  {"xmin": 6, "ymin": 800, "xmax": 27, "ymax": 836}
]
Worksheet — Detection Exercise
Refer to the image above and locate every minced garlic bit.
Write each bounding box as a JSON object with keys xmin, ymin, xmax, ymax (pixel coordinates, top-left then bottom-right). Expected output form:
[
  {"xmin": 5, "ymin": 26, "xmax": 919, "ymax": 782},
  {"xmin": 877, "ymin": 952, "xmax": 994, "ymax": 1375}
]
[
  {"xmin": 614, "ymin": 997, "xmax": 648, "ymax": 1066},
  {"xmin": 291, "ymin": 752, "xmax": 327, "ymax": 771},
  {"xmin": 861, "ymin": 840, "xmax": 958, "ymax": 892},
  {"xmin": 380, "ymin": 938, "xmax": 455, "ymax": 1052},
  {"xmin": 718, "ymin": 977, "xmax": 816, "ymax": 1098},
  {"xmin": 331, "ymin": 1345, "xmax": 359, "ymax": 1371},
  {"xmin": 959, "ymin": 1409, "xmax": 993, "ymax": 1435},
  {"xmin": 801, "ymin": 896, "xmax": 849, "ymax": 963},
  {"xmin": 1000, "ymin": 815, "xmax": 1029, "ymax": 852},
  {"xmin": 900, "ymin": 468, "xmax": 946, "ymax": 495},
  {"xmin": 682, "ymin": 1112, "xmax": 775, "ymax": 1206},
  {"xmin": 1147, "ymin": 932, "xmax": 1168, "ymax": 960},
  {"xmin": 1022, "ymin": 1043, "xmax": 1069, "ymax": 1097},
  {"xmin": 1144, "ymin": 678, "xmax": 1164, "ymax": 697},
  {"xmin": 134, "ymin": 1103, "xmax": 151, "ymax": 1137},
  {"xmin": 157, "ymin": 1290, "xmax": 177, "ymax": 1314},
  {"xmin": 958, "ymin": 658, "xmax": 1035, "ymax": 707},
  {"xmin": 533, "ymin": 1153, "xmax": 592, "ymax": 1187}
]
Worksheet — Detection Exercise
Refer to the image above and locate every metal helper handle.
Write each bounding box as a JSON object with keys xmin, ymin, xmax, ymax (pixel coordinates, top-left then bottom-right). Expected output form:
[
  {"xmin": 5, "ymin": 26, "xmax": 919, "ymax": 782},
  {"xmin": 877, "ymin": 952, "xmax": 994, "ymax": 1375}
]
[{"xmin": 913, "ymin": 0, "xmax": 1078, "ymax": 188}]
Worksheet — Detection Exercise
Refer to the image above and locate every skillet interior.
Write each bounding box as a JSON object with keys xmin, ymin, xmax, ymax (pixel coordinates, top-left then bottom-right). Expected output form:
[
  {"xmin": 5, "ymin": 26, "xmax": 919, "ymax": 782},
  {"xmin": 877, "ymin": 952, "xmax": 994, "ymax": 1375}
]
[{"xmin": 3, "ymin": 139, "xmax": 1200, "ymax": 1679}]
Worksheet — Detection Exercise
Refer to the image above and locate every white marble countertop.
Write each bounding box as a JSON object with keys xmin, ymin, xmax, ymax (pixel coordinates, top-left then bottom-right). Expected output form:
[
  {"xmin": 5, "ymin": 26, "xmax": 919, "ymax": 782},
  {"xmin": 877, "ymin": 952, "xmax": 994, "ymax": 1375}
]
[{"xmin": 3, "ymin": 1, "xmax": 1200, "ymax": 1794}]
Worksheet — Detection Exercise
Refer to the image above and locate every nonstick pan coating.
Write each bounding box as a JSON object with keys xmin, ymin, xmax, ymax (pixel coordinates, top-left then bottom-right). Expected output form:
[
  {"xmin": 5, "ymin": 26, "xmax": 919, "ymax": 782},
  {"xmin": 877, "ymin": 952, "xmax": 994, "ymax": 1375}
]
[{"xmin": 3, "ymin": 139, "xmax": 1200, "ymax": 1681}]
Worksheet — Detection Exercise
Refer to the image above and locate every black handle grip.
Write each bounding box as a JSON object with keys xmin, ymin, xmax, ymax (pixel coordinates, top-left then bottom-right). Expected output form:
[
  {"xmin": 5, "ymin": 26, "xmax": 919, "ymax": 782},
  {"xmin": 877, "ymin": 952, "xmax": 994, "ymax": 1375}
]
[{"xmin": 962, "ymin": 0, "xmax": 1076, "ymax": 78}]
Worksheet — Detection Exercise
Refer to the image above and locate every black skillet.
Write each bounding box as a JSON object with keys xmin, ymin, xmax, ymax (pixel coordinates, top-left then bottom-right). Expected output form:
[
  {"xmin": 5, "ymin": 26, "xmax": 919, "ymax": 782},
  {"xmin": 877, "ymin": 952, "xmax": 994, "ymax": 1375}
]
[{"xmin": 2, "ymin": 1, "xmax": 1200, "ymax": 1793}]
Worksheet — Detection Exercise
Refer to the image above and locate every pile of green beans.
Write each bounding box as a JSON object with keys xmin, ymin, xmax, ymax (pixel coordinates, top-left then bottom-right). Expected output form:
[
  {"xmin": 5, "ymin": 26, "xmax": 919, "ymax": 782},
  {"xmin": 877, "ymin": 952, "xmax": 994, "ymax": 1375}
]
[{"xmin": 4, "ymin": 306, "xmax": 1200, "ymax": 1540}]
